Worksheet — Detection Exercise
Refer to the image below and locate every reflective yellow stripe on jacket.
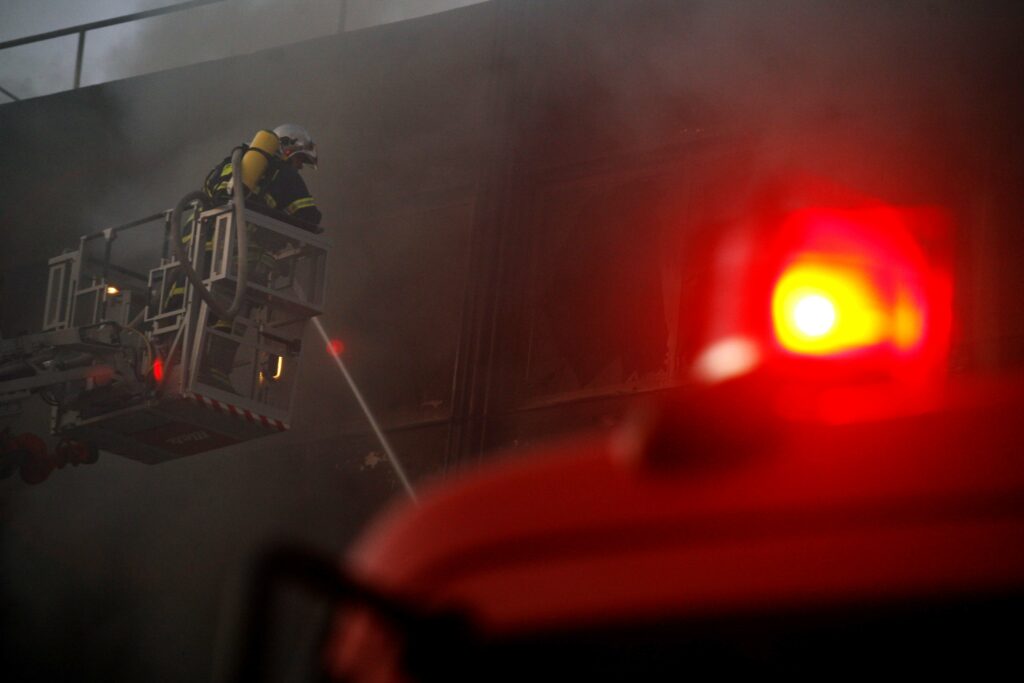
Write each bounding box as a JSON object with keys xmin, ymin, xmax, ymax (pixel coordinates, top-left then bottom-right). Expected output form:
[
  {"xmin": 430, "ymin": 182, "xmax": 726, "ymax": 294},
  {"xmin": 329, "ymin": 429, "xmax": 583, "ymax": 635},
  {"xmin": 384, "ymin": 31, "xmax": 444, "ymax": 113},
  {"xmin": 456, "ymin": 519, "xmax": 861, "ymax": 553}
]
[{"xmin": 285, "ymin": 197, "xmax": 316, "ymax": 215}]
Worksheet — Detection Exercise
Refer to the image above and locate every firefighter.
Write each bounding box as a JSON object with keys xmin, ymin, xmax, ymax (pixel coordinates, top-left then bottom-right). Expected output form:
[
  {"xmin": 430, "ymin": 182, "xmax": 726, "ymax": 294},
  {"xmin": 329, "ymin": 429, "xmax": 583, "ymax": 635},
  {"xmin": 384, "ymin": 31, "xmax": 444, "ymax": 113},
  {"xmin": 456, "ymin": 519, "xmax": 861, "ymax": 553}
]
[
  {"xmin": 202, "ymin": 123, "xmax": 322, "ymax": 226},
  {"xmin": 173, "ymin": 125, "xmax": 323, "ymax": 393}
]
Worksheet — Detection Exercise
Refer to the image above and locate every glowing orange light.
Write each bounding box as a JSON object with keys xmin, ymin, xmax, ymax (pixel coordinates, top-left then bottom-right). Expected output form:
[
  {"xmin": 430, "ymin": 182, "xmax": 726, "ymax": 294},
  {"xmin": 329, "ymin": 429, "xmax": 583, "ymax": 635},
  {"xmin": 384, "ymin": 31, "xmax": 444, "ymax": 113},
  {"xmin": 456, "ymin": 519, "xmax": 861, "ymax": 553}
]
[
  {"xmin": 105, "ymin": 285, "xmax": 120, "ymax": 296},
  {"xmin": 152, "ymin": 357, "xmax": 165, "ymax": 382},
  {"xmin": 772, "ymin": 259, "xmax": 893, "ymax": 356},
  {"xmin": 328, "ymin": 339, "xmax": 345, "ymax": 357},
  {"xmin": 892, "ymin": 286, "xmax": 924, "ymax": 351}
]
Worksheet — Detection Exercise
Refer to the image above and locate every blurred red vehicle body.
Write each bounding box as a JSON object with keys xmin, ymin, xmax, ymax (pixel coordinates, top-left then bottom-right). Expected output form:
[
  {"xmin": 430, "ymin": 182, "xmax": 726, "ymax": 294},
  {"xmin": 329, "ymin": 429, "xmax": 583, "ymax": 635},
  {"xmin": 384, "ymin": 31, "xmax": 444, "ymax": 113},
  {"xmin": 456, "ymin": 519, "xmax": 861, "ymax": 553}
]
[{"xmin": 325, "ymin": 372, "xmax": 1024, "ymax": 681}]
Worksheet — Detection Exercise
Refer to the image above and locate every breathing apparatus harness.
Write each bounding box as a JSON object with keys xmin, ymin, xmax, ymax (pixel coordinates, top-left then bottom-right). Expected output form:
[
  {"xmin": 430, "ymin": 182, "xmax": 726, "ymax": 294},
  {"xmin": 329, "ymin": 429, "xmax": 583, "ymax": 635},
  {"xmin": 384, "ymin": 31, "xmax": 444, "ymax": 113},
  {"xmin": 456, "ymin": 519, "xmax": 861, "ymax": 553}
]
[{"xmin": 169, "ymin": 131, "xmax": 280, "ymax": 321}]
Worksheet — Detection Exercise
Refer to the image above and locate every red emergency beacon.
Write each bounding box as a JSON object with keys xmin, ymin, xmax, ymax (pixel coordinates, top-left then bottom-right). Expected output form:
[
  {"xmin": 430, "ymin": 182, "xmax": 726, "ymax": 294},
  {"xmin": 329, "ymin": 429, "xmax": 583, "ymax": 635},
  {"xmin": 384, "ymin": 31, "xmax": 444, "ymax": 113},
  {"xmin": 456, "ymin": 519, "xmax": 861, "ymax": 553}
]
[
  {"xmin": 692, "ymin": 197, "xmax": 953, "ymax": 423},
  {"xmin": 768, "ymin": 205, "xmax": 951, "ymax": 363},
  {"xmin": 307, "ymin": 189, "xmax": 1024, "ymax": 683},
  {"xmin": 700, "ymin": 202, "xmax": 951, "ymax": 367}
]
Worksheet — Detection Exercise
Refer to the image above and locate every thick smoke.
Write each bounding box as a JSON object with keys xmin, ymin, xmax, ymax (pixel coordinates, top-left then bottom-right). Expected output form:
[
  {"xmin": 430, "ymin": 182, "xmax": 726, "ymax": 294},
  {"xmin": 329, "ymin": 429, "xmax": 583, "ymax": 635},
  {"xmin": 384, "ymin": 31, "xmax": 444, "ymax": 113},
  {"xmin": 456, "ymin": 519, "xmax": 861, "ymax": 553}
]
[{"xmin": 2, "ymin": 3, "xmax": 1023, "ymax": 682}]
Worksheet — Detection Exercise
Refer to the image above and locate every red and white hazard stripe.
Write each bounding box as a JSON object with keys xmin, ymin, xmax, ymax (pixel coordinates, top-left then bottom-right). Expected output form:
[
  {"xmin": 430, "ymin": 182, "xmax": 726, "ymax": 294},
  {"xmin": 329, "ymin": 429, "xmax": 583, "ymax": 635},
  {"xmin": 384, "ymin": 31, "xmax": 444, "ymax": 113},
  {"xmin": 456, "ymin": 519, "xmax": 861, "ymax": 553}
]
[{"xmin": 189, "ymin": 393, "xmax": 287, "ymax": 431}]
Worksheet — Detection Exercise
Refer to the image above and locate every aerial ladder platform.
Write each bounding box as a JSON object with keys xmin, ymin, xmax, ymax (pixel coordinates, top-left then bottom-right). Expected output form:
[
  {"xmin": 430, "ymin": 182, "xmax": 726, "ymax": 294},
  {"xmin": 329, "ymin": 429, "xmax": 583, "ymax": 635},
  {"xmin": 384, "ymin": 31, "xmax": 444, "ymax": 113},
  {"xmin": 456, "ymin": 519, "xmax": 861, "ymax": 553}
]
[{"xmin": 1, "ymin": 200, "xmax": 330, "ymax": 482}]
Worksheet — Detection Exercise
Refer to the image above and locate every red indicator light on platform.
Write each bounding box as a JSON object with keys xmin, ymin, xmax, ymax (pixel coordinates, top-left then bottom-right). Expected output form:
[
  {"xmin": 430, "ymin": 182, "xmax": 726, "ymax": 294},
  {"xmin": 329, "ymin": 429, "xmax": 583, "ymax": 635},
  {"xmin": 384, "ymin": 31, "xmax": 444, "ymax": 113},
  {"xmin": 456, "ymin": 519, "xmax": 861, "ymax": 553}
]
[
  {"xmin": 328, "ymin": 339, "xmax": 345, "ymax": 357},
  {"xmin": 152, "ymin": 357, "xmax": 165, "ymax": 383}
]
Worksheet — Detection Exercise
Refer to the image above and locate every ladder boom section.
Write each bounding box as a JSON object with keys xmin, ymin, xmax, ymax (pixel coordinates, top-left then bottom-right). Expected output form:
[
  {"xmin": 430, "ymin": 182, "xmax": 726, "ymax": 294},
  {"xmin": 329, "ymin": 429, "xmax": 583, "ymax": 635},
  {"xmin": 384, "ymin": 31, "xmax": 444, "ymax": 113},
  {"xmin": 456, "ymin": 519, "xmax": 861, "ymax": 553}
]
[
  {"xmin": 0, "ymin": 323, "xmax": 147, "ymax": 412},
  {"xmin": 3, "ymin": 203, "xmax": 331, "ymax": 463}
]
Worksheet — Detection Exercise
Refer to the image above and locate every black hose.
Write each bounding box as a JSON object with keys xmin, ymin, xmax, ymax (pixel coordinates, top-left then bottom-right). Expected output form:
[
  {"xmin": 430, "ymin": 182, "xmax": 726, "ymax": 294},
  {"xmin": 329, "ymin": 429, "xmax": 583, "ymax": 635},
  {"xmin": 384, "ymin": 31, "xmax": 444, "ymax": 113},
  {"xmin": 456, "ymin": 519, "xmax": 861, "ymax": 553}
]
[
  {"xmin": 168, "ymin": 147, "xmax": 250, "ymax": 321},
  {"xmin": 233, "ymin": 544, "xmax": 417, "ymax": 683},
  {"xmin": 232, "ymin": 543, "xmax": 476, "ymax": 683}
]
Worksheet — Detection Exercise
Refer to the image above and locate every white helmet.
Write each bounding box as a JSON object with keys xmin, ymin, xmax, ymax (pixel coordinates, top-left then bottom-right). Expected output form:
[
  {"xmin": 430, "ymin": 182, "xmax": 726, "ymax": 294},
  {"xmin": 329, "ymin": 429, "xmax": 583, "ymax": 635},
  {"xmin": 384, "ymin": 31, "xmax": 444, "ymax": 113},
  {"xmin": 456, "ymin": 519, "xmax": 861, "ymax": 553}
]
[{"xmin": 273, "ymin": 123, "xmax": 318, "ymax": 169}]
